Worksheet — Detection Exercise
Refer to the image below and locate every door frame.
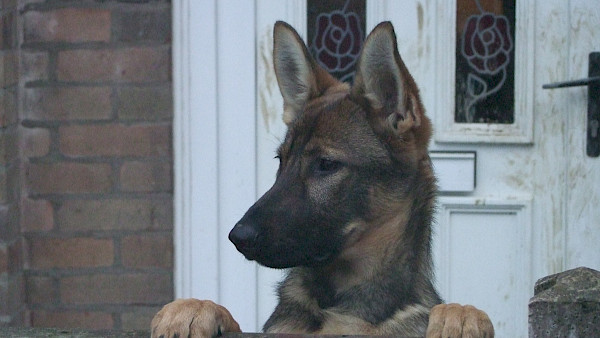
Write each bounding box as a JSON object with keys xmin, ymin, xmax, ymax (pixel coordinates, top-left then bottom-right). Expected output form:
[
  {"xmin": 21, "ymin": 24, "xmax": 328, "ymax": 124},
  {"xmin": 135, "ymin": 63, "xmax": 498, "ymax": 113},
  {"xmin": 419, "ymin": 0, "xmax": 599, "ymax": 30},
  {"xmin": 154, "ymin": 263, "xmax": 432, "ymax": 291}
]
[{"xmin": 172, "ymin": 0, "xmax": 260, "ymax": 331}]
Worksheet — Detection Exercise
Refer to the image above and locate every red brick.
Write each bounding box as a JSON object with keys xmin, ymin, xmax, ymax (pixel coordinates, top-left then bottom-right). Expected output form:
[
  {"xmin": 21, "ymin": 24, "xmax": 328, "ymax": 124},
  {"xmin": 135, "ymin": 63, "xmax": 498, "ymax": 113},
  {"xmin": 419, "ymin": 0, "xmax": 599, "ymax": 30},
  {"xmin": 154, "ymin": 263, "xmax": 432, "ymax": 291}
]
[
  {"xmin": 23, "ymin": 87, "xmax": 112, "ymax": 121},
  {"xmin": 0, "ymin": 162, "xmax": 18, "ymax": 203},
  {"xmin": 19, "ymin": 127, "xmax": 50, "ymax": 158},
  {"xmin": 61, "ymin": 273, "xmax": 172, "ymax": 305},
  {"xmin": 1, "ymin": 51, "xmax": 18, "ymax": 86},
  {"xmin": 56, "ymin": 198, "xmax": 172, "ymax": 232},
  {"xmin": 6, "ymin": 238, "xmax": 22, "ymax": 274},
  {"xmin": 59, "ymin": 124, "xmax": 170, "ymax": 157},
  {"xmin": 121, "ymin": 234, "xmax": 172, "ymax": 269},
  {"xmin": 25, "ymin": 162, "xmax": 113, "ymax": 194},
  {"xmin": 25, "ymin": 275, "xmax": 56, "ymax": 304},
  {"xmin": 0, "ymin": 12, "xmax": 16, "ymax": 50},
  {"xmin": 117, "ymin": 86, "xmax": 172, "ymax": 120},
  {"xmin": 24, "ymin": 8, "xmax": 110, "ymax": 43},
  {"xmin": 0, "ymin": 203, "xmax": 19, "ymax": 239},
  {"xmin": 20, "ymin": 198, "xmax": 53, "ymax": 232},
  {"xmin": 0, "ymin": 126, "xmax": 18, "ymax": 165},
  {"xmin": 3, "ymin": 0, "xmax": 17, "ymax": 9},
  {"xmin": 120, "ymin": 161, "xmax": 171, "ymax": 192},
  {"xmin": 57, "ymin": 47, "xmax": 170, "ymax": 83},
  {"xmin": 121, "ymin": 307, "xmax": 161, "ymax": 330},
  {"xmin": 0, "ymin": 169, "xmax": 7, "ymax": 204},
  {"xmin": 0, "ymin": 243, "xmax": 6, "ymax": 273},
  {"xmin": 113, "ymin": 8, "xmax": 171, "ymax": 43},
  {"xmin": 0, "ymin": 55, "xmax": 5, "ymax": 86},
  {"xmin": 0, "ymin": 273, "xmax": 24, "ymax": 317},
  {"xmin": 32, "ymin": 310, "xmax": 113, "ymax": 330},
  {"xmin": 0, "ymin": 87, "xmax": 17, "ymax": 127},
  {"xmin": 2, "ymin": 0, "xmax": 17, "ymax": 9},
  {"xmin": 21, "ymin": 51, "xmax": 49, "ymax": 82},
  {"xmin": 29, "ymin": 237, "xmax": 114, "ymax": 269}
]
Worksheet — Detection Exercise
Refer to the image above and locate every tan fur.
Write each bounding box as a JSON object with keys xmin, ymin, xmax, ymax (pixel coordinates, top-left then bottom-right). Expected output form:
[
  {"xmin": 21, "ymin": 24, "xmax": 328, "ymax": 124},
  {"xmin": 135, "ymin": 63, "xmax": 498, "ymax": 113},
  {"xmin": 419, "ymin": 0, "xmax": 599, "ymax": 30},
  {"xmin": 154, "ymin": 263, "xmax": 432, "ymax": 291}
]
[
  {"xmin": 262, "ymin": 301, "xmax": 432, "ymax": 336},
  {"xmin": 151, "ymin": 299, "xmax": 240, "ymax": 337},
  {"xmin": 427, "ymin": 303, "xmax": 495, "ymax": 338},
  {"xmin": 317, "ymin": 310, "xmax": 375, "ymax": 335},
  {"xmin": 332, "ymin": 207, "xmax": 411, "ymax": 291}
]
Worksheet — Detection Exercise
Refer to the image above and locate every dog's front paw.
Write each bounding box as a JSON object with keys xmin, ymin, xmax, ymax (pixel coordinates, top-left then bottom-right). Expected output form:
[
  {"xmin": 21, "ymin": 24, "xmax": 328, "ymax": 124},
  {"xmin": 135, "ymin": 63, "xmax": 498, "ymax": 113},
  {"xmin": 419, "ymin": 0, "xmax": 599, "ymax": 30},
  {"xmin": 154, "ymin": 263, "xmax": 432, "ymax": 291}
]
[
  {"xmin": 426, "ymin": 303, "xmax": 494, "ymax": 338},
  {"xmin": 151, "ymin": 298, "xmax": 241, "ymax": 338}
]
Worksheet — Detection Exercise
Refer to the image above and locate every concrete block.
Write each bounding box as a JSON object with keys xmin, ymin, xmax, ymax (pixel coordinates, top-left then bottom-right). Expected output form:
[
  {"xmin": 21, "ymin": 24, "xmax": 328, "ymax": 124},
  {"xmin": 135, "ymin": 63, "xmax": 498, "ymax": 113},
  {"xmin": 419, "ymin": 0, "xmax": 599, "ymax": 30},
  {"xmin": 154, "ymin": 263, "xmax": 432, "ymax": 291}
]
[{"xmin": 529, "ymin": 267, "xmax": 600, "ymax": 337}]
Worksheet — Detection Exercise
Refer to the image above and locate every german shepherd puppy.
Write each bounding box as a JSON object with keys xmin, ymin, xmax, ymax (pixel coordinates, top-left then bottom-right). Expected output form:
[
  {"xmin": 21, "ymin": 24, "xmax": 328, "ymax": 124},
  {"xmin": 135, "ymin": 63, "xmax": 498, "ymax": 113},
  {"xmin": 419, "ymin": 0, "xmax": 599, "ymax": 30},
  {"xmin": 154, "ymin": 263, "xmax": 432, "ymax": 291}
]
[{"xmin": 152, "ymin": 21, "xmax": 494, "ymax": 337}]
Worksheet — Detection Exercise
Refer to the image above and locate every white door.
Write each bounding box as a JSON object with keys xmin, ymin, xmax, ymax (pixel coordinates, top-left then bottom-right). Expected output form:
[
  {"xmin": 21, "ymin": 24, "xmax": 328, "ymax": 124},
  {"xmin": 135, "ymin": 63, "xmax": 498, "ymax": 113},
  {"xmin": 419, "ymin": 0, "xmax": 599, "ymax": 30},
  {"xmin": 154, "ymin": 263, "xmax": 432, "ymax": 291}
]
[
  {"xmin": 173, "ymin": 0, "xmax": 600, "ymax": 336},
  {"xmin": 429, "ymin": 1, "xmax": 600, "ymax": 336}
]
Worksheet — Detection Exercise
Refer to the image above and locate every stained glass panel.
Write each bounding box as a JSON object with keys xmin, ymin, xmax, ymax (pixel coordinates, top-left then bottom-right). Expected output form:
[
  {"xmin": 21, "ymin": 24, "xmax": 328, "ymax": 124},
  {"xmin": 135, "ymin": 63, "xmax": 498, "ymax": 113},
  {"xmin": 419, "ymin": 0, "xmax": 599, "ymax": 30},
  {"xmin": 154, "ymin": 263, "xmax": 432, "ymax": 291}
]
[
  {"xmin": 307, "ymin": 0, "xmax": 366, "ymax": 83},
  {"xmin": 455, "ymin": 0, "xmax": 516, "ymax": 123}
]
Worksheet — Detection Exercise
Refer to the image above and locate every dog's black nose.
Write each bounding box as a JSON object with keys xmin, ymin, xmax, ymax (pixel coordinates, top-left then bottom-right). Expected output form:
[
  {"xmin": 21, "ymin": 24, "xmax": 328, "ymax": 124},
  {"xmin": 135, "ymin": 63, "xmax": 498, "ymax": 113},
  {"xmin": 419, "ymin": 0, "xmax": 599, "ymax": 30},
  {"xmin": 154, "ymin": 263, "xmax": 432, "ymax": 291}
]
[{"xmin": 229, "ymin": 223, "xmax": 258, "ymax": 256}]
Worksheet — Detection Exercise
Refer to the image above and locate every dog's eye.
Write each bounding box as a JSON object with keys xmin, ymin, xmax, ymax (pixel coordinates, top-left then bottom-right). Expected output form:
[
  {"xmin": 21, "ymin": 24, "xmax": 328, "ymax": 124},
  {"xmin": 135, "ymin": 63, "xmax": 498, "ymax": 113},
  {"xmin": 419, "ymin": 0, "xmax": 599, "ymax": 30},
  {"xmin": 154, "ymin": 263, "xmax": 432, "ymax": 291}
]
[{"xmin": 316, "ymin": 158, "xmax": 342, "ymax": 174}]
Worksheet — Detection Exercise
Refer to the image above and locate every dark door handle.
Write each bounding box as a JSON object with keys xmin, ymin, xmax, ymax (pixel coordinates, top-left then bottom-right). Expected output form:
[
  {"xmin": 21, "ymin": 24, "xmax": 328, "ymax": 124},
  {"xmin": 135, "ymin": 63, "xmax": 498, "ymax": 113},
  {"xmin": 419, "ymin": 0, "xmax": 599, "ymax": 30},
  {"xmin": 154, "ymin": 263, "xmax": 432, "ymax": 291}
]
[
  {"xmin": 542, "ymin": 52, "xmax": 600, "ymax": 157},
  {"xmin": 542, "ymin": 76, "xmax": 600, "ymax": 89}
]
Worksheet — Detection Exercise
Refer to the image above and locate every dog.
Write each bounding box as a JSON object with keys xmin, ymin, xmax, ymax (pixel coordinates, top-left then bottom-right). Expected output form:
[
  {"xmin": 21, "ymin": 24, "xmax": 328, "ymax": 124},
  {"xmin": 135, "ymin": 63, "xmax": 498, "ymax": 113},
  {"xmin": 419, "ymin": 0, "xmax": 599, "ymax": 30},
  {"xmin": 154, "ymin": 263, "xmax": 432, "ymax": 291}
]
[{"xmin": 151, "ymin": 21, "xmax": 494, "ymax": 337}]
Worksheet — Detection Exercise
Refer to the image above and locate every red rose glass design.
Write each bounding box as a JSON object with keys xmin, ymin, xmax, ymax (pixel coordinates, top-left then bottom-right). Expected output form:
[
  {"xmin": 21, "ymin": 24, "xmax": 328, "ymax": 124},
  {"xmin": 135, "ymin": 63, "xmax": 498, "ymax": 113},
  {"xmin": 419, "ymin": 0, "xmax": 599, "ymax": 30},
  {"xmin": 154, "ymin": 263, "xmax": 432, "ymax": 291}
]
[
  {"xmin": 460, "ymin": 1, "xmax": 513, "ymax": 122},
  {"xmin": 311, "ymin": 0, "xmax": 363, "ymax": 83}
]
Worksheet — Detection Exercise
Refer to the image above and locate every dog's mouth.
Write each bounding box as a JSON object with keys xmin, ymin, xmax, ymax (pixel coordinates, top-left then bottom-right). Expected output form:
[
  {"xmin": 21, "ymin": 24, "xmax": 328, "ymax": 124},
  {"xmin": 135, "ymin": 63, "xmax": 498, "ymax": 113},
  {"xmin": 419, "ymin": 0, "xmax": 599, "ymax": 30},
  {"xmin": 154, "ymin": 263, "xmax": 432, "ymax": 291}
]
[
  {"xmin": 229, "ymin": 223, "xmax": 339, "ymax": 268},
  {"xmin": 236, "ymin": 242, "xmax": 335, "ymax": 269},
  {"xmin": 236, "ymin": 247, "xmax": 257, "ymax": 260},
  {"xmin": 254, "ymin": 253, "xmax": 334, "ymax": 269}
]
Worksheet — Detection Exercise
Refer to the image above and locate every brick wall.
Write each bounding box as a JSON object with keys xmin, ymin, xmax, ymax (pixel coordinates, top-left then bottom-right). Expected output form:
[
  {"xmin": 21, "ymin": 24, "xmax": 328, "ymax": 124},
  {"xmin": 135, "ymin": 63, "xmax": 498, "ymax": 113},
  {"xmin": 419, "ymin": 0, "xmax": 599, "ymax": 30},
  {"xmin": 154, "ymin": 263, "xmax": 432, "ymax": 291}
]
[
  {"xmin": 15, "ymin": 0, "xmax": 173, "ymax": 330},
  {"xmin": 1, "ymin": 0, "xmax": 25, "ymax": 326}
]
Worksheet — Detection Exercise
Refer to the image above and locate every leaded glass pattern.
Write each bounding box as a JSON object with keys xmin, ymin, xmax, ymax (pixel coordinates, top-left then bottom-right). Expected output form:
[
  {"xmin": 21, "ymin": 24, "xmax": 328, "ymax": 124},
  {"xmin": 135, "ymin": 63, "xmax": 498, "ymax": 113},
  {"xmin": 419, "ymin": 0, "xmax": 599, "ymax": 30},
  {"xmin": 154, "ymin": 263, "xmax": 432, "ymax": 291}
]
[
  {"xmin": 307, "ymin": 0, "xmax": 366, "ymax": 83},
  {"xmin": 455, "ymin": 0, "xmax": 516, "ymax": 123}
]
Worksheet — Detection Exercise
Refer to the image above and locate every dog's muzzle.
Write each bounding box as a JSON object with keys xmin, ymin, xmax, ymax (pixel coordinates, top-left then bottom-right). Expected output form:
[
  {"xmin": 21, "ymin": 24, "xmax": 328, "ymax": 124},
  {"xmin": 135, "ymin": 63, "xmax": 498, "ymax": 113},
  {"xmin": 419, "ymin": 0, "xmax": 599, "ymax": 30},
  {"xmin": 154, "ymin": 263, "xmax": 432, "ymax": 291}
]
[{"xmin": 229, "ymin": 223, "xmax": 259, "ymax": 259}]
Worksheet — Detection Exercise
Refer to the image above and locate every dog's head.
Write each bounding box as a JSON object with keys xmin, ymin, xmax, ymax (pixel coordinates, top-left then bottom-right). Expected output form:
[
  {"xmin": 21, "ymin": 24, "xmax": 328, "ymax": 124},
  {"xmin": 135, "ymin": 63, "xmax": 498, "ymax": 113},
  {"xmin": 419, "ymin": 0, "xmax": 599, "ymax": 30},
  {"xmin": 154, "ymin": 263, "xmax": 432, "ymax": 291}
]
[{"xmin": 229, "ymin": 21, "xmax": 433, "ymax": 269}]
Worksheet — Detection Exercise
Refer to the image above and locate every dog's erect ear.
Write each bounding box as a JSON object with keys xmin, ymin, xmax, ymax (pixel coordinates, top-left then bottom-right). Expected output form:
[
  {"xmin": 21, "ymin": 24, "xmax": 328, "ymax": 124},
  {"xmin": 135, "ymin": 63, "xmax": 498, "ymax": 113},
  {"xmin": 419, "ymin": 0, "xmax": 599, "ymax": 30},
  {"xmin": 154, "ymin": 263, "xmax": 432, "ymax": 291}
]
[
  {"xmin": 273, "ymin": 21, "xmax": 339, "ymax": 125},
  {"xmin": 352, "ymin": 21, "xmax": 424, "ymax": 134}
]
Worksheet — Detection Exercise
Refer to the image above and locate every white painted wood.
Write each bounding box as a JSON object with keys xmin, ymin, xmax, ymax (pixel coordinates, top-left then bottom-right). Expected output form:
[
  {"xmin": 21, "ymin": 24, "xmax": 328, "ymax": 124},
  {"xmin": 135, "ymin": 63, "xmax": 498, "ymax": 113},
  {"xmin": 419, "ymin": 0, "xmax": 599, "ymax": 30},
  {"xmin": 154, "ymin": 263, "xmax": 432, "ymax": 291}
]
[
  {"xmin": 173, "ymin": 0, "xmax": 220, "ymax": 301},
  {"xmin": 434, "ymin": 197, "xmax": 532, "ymax": 337},
  {"xmin": 365, "ymin": 1, "xmax": 386, "ymax": 31},
  {"xmin": 430, "ymin": 152, "xmax": 476, "ymax": 193},
  {"xmin": 173, "ymin": 0, "xmax": 259, "ymax": 331},
  {"xmin": 565, "ymin": 0, "xmax": 600, "ymax": 270},
  {"xmin": 434, "ymin": 0, "xmax": 535, "ymax": 144},
  {"xmin": 529, "ymin": 0, "xmax": 571, "ymax": 283},
  {"xmin": 216, "ymin": 1, "xmax": 258, "ymax": 332}
]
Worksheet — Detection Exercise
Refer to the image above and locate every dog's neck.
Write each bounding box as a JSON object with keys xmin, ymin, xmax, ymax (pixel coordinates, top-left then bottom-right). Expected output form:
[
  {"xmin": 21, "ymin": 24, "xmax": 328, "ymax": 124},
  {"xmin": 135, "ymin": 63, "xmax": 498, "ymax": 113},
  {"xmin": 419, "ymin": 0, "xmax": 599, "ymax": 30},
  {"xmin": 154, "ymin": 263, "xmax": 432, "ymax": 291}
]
[
  {"xmin": 325, "ymin": 210, "xmax": 410, "ymax": 292},
  {"xmin": 283, "ymin": 211, "xmax": 428, "ymax": 324}
]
